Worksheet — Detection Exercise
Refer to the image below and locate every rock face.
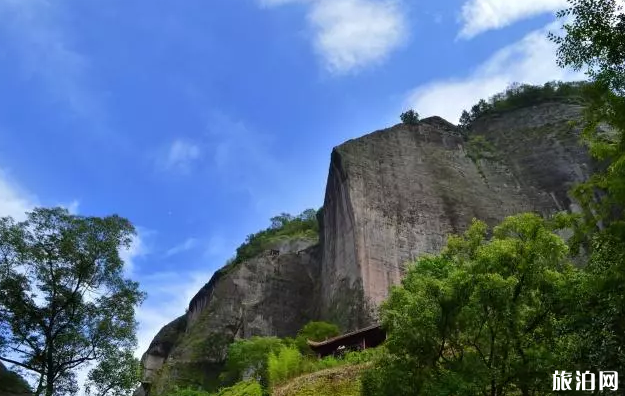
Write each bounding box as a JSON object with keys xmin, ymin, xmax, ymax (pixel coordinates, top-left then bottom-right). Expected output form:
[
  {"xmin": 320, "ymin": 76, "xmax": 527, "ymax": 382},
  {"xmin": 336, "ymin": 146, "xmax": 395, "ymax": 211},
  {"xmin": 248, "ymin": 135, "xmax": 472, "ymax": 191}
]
[
  {"xmin": 139, "ymin": 239, "xmax": 321, "ymax": 395},
  {"xmin": 319, "ymin": 103, "xmax": 592, "ymax": 330},
  {"xmin": 138, "ymin": 100, "xmax": 593, "ymax": 393}
]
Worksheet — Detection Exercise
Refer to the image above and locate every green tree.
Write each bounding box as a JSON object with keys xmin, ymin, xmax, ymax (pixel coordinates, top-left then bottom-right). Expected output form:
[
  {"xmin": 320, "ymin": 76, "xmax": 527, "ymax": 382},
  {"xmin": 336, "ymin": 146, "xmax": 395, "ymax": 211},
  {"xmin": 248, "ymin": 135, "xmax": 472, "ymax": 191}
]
[
  {"xmin": 294, "ymin": 321, "xmax": 339, "ymax": 355},
  {"xmin": 84, "ymin": 348, "xmax": 141, "ymax": 396},
  {"xmin": 549, "ymin": 0, "xmax": 625, "ymax": 94},
  {"xmin": 221, "ymin": 337, "xmax": 284, "ymax": 387},
  {"xmin": 362, "ymin": 214, "xmax": 579, "ymax": 396},
  {"xmin": 0, "ymin": 208, "xmax": 146, "ymax": 396},
  {"xmin": 400, "ymin": 110, "xmax": 420, "ymax": 125}
]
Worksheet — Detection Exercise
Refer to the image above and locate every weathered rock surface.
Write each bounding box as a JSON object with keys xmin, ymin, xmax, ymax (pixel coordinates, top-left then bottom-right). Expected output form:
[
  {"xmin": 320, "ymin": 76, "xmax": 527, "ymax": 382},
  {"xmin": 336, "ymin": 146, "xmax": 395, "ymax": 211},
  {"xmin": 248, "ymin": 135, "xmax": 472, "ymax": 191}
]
[
  {"xmin": 140, "ymin": 239, "xmax": 321, "ymax": 394},
  {"xmin": 319, "ymin": 103, "xmax": 592, "ymax": 330},
  {"xmin": 138, "ymin": 100, "xmax": 593, "ymax": 393}
]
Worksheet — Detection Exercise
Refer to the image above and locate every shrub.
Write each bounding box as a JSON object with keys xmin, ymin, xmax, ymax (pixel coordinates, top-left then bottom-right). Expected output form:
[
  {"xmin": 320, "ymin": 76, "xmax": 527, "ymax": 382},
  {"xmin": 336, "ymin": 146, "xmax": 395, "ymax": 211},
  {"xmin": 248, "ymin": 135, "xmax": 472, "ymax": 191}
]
[
  {"xmin": 458, "ymin": 80, "xmax": 590, "ymax": 130},
  {"xmin": 221, "ymin": 337, "xmax": 284, "ymax": 385},
  {"xmin": 294, "ymin": 321, "xmax": 340, "ymax": 355},
  {"xmin": 267, "ymin": 346, "xmax": 304, "ymax": 386},
  {"xmin": 232, "ymin": 209, "xmax": 320, "ymax": 265},
  {"xmin": 213, "ymin": 380, "xmax": 263, "ymax": 396},
  {"xmin": 400, "ymin": 110, "xmax": 420, "ymax": 125}
]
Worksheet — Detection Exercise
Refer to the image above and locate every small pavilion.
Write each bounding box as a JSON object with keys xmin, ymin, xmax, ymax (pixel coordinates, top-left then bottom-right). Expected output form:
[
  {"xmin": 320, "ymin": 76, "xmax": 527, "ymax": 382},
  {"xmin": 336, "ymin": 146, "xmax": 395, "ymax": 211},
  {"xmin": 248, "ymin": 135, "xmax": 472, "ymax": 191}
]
[{"xmin": 307, "ymin": 324, "xmax": 386, "ymax": 358}]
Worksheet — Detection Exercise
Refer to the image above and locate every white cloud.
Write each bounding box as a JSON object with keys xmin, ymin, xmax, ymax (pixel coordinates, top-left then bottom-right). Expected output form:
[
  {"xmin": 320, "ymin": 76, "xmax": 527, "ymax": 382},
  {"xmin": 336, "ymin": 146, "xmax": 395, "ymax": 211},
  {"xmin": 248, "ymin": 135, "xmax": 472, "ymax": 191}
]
[
  {"xmin": 260, "ymin": 0, "xmax": 406, "ymax": 74},
  {"xmin": 165, "ymin": 237, "xmax": 198, "ymax": 257},
  {"xmin": 120, "ymin": 232, "xmax": 148, "ymax": 277},
  {"xmin": 405, "ymin": 23, "xmax": 584, "ymax": 124},
  {"xmin": 0, "ymin": 169, "xmax": 37, "ymax": 221},
  {"xmin": 458, "ymin": 0, "xmax": 568, "ymax": 39},
  {"xmin": 164, "ymin": 139, "xmax": 201, "ymax": 173}
]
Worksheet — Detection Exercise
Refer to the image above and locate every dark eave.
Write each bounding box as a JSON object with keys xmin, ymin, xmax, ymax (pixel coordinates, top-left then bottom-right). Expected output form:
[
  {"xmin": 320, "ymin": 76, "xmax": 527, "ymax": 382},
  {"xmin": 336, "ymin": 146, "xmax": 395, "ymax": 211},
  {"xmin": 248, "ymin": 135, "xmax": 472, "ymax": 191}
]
[{"xmin": 306, "ymin": 324, "xmax": 382, "ymax": 348}]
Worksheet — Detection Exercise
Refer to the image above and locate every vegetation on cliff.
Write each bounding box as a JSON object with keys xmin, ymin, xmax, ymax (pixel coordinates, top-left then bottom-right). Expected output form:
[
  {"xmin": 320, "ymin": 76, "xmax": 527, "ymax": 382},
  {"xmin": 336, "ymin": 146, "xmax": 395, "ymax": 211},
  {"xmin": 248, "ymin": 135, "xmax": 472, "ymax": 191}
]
[
  {"xmin": 230, "ymin": 209, "xmax": 320, "ymax": 266},
  {"xmin": 458, "ymin": 80, "xmax": 589, "ymax": 130},
  {"xmin": 400, "ymin": 110, "xmax": 420, "ymax": 125}
]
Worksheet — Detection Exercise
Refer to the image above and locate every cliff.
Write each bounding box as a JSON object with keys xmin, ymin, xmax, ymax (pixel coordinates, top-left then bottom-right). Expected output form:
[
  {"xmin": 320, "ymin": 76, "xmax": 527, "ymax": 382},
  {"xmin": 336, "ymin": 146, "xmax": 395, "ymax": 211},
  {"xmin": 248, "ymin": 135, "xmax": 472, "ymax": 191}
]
[
  {"xmin": 138, "ymin": 239, "xmax": 321, "ymax": 395},
  {"xmin": 138, "ymin": 100, "xmax": 593, "ymax": 394},
  {"xmin": 319, "ymin": 102, "xmax": 591, "ymax": 329}
]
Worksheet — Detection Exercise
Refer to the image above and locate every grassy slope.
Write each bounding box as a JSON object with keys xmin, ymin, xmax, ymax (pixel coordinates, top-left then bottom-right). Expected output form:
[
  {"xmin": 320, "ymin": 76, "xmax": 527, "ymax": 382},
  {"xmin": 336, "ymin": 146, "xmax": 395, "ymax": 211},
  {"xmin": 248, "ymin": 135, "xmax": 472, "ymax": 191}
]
[{"xmin": 272, "ymin": 364, "xmax": 369, "ymax": 396}]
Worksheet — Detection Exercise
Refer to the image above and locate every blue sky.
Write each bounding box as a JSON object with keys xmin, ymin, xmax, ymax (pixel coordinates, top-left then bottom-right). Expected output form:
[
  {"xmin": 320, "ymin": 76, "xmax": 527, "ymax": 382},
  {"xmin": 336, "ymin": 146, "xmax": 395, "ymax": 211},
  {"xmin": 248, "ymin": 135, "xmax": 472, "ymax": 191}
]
[{"xmin": 0, "ymin": 0, "xmax": 581, "ymax": 376}]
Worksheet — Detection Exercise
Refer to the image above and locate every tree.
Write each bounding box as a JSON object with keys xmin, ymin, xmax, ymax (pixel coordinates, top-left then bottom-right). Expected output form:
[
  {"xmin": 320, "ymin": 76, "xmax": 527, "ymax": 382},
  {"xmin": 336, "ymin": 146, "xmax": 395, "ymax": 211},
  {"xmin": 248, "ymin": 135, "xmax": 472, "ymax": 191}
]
[
  {"xmin": 294, "ymin": 321, "xmax": 339, "ymax": 355},
  {"xmin": 0, "ymin": 207, "xmax": 146, "ymax": 396},
  {"xmin": 362, "ymin": 214, "xmax": 579, "ymax": 396},
  {"xmin": 221, "ymin": 336, "xmax": 284, "ymax": 387},
  {"xmin": 84, "ymin": 348, "xmax": 141, "ymax": 396},
  {"xmin": 269, "ymin": 213, "xmax": 293, "ymax": 230},
  {"xmin": 458, "ymin": 110, "xmax": 472, "ymax": 130},
  {"xmin": 549, "ymin": 0, "xmax": 625, "ymax": 94},
  {"xmin": 400, "ymin": 110, "xmax": 420, "ymax": 125}
]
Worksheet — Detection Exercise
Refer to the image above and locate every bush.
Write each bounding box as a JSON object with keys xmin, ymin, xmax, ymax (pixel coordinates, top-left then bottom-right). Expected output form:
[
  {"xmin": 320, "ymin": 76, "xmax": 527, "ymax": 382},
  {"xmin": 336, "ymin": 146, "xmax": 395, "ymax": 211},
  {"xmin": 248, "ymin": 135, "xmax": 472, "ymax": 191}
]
[
  {"xmin": 294, "ymin": 321, "xmax": 340, "ymax": 355},
  {"xmin": 458, "ymin": 80, "xmax": 589, "ymax": 130},
  {"xmin": 232, "ymin": 209, "xmax": 320, "ymax": 265},
  {"xmin": 267, "ymin": 346, "xmax": 304, "ymax": 386},
  {"xmin": 221, "ymin": 337, "xmax": 284, "ymax": 385},
  {"xmin": 213, "ymin": 380, "xmax": 263, "ymax": 396},
  {"xmin": 166, "ymin": 387, "xmax": 212, "ymax": 396},
  {"xmin": 400, "ymin": 110, "xmax": 420, "ymax": 125}
]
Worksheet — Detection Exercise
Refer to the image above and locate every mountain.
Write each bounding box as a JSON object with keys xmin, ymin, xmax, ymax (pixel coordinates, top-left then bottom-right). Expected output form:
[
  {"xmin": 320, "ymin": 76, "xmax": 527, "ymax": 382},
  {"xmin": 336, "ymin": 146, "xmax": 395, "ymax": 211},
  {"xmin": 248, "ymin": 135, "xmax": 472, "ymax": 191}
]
[
  {"xmin": 0, "ymin": 362, "xmax": 32, "ymax": 396},
  {"xmin": 135, "ymin": 97, "xmax": 592, "ymax": 395}
]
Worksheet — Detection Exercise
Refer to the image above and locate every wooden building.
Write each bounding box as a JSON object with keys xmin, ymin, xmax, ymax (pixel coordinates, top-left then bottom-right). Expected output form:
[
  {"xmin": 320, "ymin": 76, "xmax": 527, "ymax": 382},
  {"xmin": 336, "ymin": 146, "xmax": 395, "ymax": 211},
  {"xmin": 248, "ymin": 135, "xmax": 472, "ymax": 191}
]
[{"xmin": 307, "ymin": 324, "xmax": 386, "ymax": 358}]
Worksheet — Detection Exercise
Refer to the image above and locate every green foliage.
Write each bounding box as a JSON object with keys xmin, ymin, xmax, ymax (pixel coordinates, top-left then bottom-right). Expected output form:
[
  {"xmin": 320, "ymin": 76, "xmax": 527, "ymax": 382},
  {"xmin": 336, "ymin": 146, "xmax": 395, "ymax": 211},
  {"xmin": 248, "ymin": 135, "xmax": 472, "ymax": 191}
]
[
  {"xmin": 294, "ymin": 321, "xmax": 340, "ymax": 355},
  {"xmin": 166, "ymin": 386, "xmax": 211, "ymax": 396},
  {"xmin": 362, "ymin": 214, "xmax": 578, "ymax": 396},
  {"xmin": 550, "ymin": 2, "xmax": 625, "ymax": 377},
  {"xmin": 273, "ymin": 365, "xmax": 364, "ymax": 396},
  {"xmin": 266, "ymin": 343, "xmax": 381, "ymax": 389},
  {"xmin": 0, "ymin": 207, "xmax": 146, "ymax": 396},
  {"xmin": 232, "ymin": 209, "xmax": 320, "ymax": 265},
  {"xmin": 549, "ymin": 0, "xmax": 625, "ymax": 94},
  {"xmin": 213, "ymin": 380, "xmax": 263, "ymax": 396},
  {"xmin": 465, "ymin": 135, "xmax": 499, "ymax": 162},
  {"xmin": 458, "ymin": 81, "xmax": 590, "ymax": 130},
  {"xmin": 85, "ymin": 348, "xmax": 141, "ymax": 396},
  {"xmin": 221, "ymin": 336, "xmax": 284, "ymax": 386},
  {"xmin": 166, "ymin": 381, "xmax": 263, "ymax": 396},
  {"xmin": 400, "ymin": 110, "xmax": 420, "ymax": 125},
  {"xmin": 267, "ymin": 346, "xmax": 304, "ymax": 386}
]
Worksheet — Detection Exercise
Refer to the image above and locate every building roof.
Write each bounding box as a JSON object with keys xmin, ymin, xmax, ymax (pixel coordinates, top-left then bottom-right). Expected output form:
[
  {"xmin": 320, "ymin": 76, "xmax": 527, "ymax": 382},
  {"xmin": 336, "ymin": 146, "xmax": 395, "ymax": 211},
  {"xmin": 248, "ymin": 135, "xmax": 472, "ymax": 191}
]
[{"xmin": 306, "ymin": 323, "xmax": 382, "ymax": 347}]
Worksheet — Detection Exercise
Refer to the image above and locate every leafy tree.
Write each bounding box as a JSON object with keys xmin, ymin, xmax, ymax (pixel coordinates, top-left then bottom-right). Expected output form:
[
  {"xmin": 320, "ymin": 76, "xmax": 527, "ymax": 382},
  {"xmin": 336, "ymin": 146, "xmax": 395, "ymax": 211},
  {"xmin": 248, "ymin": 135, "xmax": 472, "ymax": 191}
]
[
  {"xmin": 362, "ymin": 214, "xmax": 579, "ymax": 396},
  {"xmin": 549, "ymin": 0, "xmax": 625, "ymax": 94},
  {"xmin": 84, "ymin": 348, "xmax": 141, "ymax": 396},
  {"xmin": 0, "ymin": 207, "xmax": 145, "ymax": 396},
  {"xmin": 458, "ymin": 110, "xmax": 472, "ymax": 130},
  {"xmin": 400, "ymin": 110, "xmax": 420, "ymax": 125},
  {"xmin": 220, "ymin": 337, "xmax": 284, "ymax": 387},
  {"xmin": 547, "ymin": 1, "xmax": 625, "ymax": 381},
  {"xmin": 294, "ymin": 321, "xmax": 340, "ymax": 355}
]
